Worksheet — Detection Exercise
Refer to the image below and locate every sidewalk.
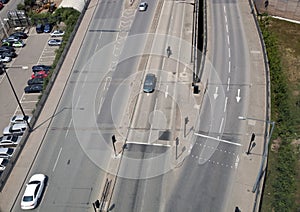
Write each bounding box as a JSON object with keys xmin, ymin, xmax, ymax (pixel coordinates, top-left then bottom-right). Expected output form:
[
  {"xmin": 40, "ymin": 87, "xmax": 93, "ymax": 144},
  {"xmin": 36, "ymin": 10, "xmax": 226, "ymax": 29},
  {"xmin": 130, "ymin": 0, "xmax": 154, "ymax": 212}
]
[
  {"xmin": 0, "ymin": 0, "xmax": 99, "ymax": 211},
  {"xmin": 227, "ymin": 0, "xmax": 268, "ymax": 211}
]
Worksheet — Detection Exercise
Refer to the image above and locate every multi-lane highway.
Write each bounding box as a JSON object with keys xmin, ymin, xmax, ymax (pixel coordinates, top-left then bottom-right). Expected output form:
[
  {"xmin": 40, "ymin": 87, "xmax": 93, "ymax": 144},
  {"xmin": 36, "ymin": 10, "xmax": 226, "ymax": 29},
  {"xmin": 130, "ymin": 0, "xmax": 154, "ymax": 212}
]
[{"xmin": 6, "ymin": 0, "xmax": 266, "ymax": 211}]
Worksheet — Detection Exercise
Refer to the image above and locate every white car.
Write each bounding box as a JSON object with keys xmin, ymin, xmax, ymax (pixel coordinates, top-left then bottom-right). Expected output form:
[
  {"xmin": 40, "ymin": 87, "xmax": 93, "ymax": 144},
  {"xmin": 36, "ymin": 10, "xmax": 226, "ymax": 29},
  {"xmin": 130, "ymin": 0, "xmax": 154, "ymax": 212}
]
[
  {"xmin": 10, "ymin": 115, "xmax": 32, "ymax": 125},
  {"xmin": 21, "ymin": 174, "xmax": 47, "ymax": 210},
  {"xmin": 48, "ymin": 39, "xmax": 62, "ymax": 46},
  {"xmin": 0, "ymin": 158, "xmax": 9, "ymax": 171},
  {"xmin": 0, "ymin": 135, "xmax": 22, "ymax": 147},
  {"xmin": 3, "ymin": 123, "xmax": 27, "ymax": 136},
  {"xmin": 139, "ymin": 2, "xmax": 148, "ymax": 11},
  {"xmin": 50, "ymin": 30, "xmax": 65, "ymax": 37},
  {"xmin": 0, "ymin": 148, "xmax": 14, "ymax": 159},
  {"xmin": 0, "ymin": 55, "xmax": 11, "ymax": 63},
  {"xmin": 12, "ymin": 40, "xmax": 25, "ymax": 48}
]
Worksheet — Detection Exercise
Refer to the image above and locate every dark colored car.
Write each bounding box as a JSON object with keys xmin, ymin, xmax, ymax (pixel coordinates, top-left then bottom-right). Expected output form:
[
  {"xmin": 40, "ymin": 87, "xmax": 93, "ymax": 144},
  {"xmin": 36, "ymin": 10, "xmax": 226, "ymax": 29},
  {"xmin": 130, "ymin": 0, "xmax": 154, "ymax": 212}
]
[
  {"xmin": 0, "ymin": 46, "xmax": 15, "ymax": 52},
  {"xmin": 143, "ymin": 73, "xmax": 156, "ymax": 93},
  {"xmin": 32, "ymin": 65, "xmax": 51, "ymax": 72},
  {"xmin": 27, "ymin": 78, "xmax": 44, "ymax": 85},
  {"xmin": 10, "ymin": 32, "xmax": 28, "ymax": 39},
  {"xmin": 0, "ymin": 51, "xmax": 17, "ymax": 58},
  {"xmin": 36, "ymin": 24, "xmax": 44, "ymax": 33},
  {"xmin": 43, "ymin": 23, "xmax": 52, "ymax": 33},
  {"xmin": 0, "ymin": 0, "xmax": 9, "ymax": 3},
  {"xmin": 24, "ymin": 84, "xmax": 43, "ymax": 93}
]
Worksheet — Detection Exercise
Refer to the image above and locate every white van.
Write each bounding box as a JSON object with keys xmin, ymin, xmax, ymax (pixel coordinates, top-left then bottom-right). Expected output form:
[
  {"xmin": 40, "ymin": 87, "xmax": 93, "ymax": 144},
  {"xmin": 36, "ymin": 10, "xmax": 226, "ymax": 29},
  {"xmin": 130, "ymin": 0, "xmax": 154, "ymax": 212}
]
[{"xmin": 10, "ymin": 115, "xmax": 31, "ymax": 125}]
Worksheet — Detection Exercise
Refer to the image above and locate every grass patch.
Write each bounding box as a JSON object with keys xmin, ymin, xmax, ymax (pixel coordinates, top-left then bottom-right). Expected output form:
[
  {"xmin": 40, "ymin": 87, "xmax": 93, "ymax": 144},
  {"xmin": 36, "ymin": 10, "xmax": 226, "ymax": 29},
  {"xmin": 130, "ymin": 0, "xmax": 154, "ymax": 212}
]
[{"xmin": 260, "ymin": 16, "xmax": 300, "ymax": 211}]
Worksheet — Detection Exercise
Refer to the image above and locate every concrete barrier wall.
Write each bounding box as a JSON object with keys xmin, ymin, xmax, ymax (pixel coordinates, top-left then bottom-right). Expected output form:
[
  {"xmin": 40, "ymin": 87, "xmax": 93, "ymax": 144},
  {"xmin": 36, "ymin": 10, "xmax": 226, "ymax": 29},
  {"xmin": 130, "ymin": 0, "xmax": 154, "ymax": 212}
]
[{"xmin": 254, "ymin": 0, "xmax": 300, "ymax": 21}]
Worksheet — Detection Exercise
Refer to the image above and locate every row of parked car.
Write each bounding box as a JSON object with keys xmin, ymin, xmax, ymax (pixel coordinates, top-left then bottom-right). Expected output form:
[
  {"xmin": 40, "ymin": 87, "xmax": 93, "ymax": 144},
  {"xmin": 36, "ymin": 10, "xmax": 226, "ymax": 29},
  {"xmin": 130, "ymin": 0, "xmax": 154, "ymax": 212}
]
[
  {"xmin": 36, "ymin": 23, "xmax": 64, "ymax": 46},
  {"xmin": 0, "ymin": 115, "xmax": 31, "ymax": 175}
]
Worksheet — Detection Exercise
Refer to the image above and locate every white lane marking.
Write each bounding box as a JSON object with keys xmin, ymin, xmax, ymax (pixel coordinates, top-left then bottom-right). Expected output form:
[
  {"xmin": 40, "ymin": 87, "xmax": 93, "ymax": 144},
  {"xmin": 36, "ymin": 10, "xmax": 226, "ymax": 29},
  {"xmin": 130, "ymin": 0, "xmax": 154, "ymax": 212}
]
[
  {"xmin": 235, "ymin": 155, "xmax": 239, "ymax": 169},
  {"xmin": 104, "ymin": 77, "xmax": 111, "ymax": 90},
  {"xmin": 75, "ymin": 96, "xmax": 81, "ymax": 108},
  {"xmin": 228, "ymin": 48, "xmax": 231, "ymax": 58},
  {"xmin": 53, "ymin": 147, "xmax": 62, "ymax": 172},
  {"xmin": 227, "ymin": 35, "xmax": 230, "ymax": 45},
  {"xmin": 225, "ymin": 15, "xmax": 227, "ymax": 23},
  {"xmin": 98, "ymin": 97, "xmax": 103, "ymax": 115},
  {"xmin": 219, "ymin": 117, "xmax": 224, "ymax": 133},
  {"xmin": 214, "ymin": 86, "xmax": 219, "ymax": 99},
  {"xmin": 65, "ymin": 119, "xmax": 72, "ymax": 138},
  {"xmin": 194, "ymin": 133, "xmax": 242, "ymax": 146},
  {"xmin": 228, "ymin": 60, "xmax": 231, "ymax": 73},
  {"xmin": 226, "ymin": 24, "xmax": 228, "ymax": 33},
  {"xmin": 236, "ymin": 89, "xmax": 241, "ymax": 103},
  {"xmin": 224, "ymin": 97, "xmax": 228, "ymax": 112},
  {"xmin": 227, "ymin": 77, "xmax": 230, "ymax": 91},
  {"xmin": 165, "ymin": 85, "xmax": 168, "ymax": 98},
  {"xmin": 223, "ymin": 5, "xmax": 226, "ymax": 13}
]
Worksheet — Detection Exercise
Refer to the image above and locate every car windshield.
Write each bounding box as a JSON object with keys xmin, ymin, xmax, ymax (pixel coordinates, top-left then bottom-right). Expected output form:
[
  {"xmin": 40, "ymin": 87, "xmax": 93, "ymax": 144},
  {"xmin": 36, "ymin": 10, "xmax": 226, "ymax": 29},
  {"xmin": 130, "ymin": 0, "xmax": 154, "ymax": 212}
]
[
  {"xmin": 11, "ymin": 136, "xmax": 18, "ymax": 142},
  {"xmin": 7, "ymin": 149, "xmax": 13, "ymax": 155},
  {"xmin": 23, "ymin": 196, "xmax": 33, "ymax": 202},
  {"xmin": 28, "ymin": 181, "xmax": 40, "ymax": 185}
]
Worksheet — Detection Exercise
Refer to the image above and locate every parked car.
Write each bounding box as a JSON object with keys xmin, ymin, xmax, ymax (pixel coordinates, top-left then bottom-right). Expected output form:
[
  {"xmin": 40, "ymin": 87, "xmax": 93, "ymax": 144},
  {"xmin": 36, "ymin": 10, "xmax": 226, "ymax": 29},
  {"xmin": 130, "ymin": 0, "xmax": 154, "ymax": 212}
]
[
  {"xmin": 31, "ymin": 70, "xmax": 49, "ymax": 79},
  {"xmin": 0, "ymin": 2, "xmax": 4, "ymax": 9},
  {"xmin": 32, "ymin": 65, "xmax": 51, "ymax": 72},
  {"xmin": 0, "ymin": 135, "xmax": 22, "ymax": 147},
  {"xmin": 0, "ymin": 148, "xmax": 14, "ymax": 159},
  {"xmin": 36, "ymin": 24, "xmax": 44, "ymax": 33},
  {"xmin": 0, "ymin": 55, "xmax": 11, "ymax": 63},
  {"xmin": 2, "ymin": 35, "xmax": 20, "ymax": 43},
  {"xmin": 0, "ymin": 158, "xmax": 8, "ymax": 171},
  {"xmin": 10, "ymin": 32, "xmax": 27, "ymax": 39},
  {"xmin": 21, "ymin": 174, "xmax": 47, "ymax": 210},
  {"xmin": 139, "ymin": 2, "xmax": 148, "ymax": 11},
  {"xmin": 3, "ymin": 123, "xmax": 27, "ymax": 136},
  {"xmin": 0, "ymin": 46, "xmax": 15, "ymax": 52},
  {"xmin": 27, "ymin": 78, "xmax": 44, "ymax": 85},
  {"xmin": 0, "ymin": 51, "xmax": 17, "ymax": 58},
  {"xmin": 48, "ymin": 39, "xmax": 62, "ymax": 46},
  {"xmin": 12, "ymin": 40, "xmax": 25, "ymax": 48},
  {"xmin": 24, "ymin": 84, "xmax": 43, "ymax": 93},
  {"xmin": 43, "ymin": 23, "xmax": 52, "ymax": 33},
  {"xmin": 50, "ymin": 30, "xmax": 65, "ymax": 37},
  {"xmin": 143, "ymin": 73, "xmax": 156, "ymax": 93},
  {"xmin": 10, "ymin": 115, "xmax": 31, "ymax": 125},
  {"xmin": 0, "ymin": 0, "xmax": 9, "ymax": 4},
  {"xmin": 1, "ymin": 41, "xmax": 13, "ymax": 46}
]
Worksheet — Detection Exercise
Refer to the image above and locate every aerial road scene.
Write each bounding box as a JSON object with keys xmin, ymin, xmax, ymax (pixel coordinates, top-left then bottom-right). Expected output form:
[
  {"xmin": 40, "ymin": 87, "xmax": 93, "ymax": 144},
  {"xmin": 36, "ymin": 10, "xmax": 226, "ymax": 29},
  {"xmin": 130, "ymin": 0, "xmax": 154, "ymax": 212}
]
[{"xmin": 1, "ymin": 0, "xmax": 299, "ymax": 211}]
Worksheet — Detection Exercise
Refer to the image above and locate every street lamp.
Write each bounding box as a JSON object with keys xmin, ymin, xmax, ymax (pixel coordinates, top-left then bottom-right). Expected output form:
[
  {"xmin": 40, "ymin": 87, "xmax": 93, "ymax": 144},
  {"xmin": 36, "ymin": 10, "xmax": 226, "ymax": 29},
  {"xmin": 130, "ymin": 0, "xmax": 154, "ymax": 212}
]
[
  {"xmin": 238, "ymin": 116, "xmax": 275, "ymax": 193},
  {"xmin": 0, "ymin": 63, "xmax": 32, "ymax": 131}
]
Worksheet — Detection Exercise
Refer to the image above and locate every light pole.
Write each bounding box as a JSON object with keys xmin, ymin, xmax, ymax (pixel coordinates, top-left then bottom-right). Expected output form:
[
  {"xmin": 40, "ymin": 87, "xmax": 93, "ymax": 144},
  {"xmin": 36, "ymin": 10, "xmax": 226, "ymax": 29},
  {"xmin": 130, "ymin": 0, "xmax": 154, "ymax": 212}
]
[
  {"xmin": 238, "ymin": 116, "xmax": 275, "ymax": 192},
  {"xmin": 0, "ymin": 63, "xmax": 32, "ymax": 131}
]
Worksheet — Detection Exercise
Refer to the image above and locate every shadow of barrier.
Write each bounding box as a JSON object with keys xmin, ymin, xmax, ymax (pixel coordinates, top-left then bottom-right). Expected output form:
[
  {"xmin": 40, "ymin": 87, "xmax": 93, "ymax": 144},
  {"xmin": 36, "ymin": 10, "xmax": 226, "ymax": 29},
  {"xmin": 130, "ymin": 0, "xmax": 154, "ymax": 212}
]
[{"xmin": 0, "ymin": 0, "xmax": 92, "ymax": 192}]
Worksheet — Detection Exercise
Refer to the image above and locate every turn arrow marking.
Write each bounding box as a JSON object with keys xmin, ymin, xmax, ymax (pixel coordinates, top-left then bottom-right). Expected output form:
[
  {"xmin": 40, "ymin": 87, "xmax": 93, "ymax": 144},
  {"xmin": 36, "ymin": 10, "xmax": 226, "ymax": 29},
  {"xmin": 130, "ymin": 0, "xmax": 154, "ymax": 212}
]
[
  {"xmin": 236, "ymin": 89, "xmax": 241, "ymax": 103},
  {"xmin": 213, "ymin": 87, "xmax": 218, "ymax": 99}
]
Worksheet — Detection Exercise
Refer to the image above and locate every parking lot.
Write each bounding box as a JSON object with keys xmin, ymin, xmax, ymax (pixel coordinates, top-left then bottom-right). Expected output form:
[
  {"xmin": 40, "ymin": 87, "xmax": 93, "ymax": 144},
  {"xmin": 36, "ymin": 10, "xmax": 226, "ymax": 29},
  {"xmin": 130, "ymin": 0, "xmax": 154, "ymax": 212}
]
[{"xmin": 0, "ymin": 27, "xmax": 59, "ymax": 134}]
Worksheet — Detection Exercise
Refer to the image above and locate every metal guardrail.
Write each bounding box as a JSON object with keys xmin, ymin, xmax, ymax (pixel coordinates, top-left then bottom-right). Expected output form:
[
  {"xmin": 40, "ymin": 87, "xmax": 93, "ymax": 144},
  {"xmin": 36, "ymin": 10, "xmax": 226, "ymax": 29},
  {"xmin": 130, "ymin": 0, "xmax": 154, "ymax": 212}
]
[{"xmin": 0, "ymin": 0, "xmax": 91, "ymax": 191}]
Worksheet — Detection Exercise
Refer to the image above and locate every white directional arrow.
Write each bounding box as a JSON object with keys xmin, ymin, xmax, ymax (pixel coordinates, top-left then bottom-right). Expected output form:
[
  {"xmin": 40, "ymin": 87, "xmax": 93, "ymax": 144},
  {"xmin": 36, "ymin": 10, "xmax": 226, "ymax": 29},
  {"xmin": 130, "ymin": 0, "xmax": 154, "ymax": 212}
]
[
  {"xmin": 213, "ymin": 87, "xmax": 218, "ymax": 99},
  {"xmin": 236, "ymin": 89, "xmax": 241, "ymax": 103}
]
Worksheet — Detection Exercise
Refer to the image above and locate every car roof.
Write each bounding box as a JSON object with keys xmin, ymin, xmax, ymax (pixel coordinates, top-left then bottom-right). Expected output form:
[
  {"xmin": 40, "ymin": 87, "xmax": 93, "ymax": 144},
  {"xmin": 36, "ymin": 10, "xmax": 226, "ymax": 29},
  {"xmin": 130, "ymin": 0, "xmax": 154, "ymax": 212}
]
[
  {"xmin": 11, "ymin": 123, "xmax": 27, "ymax": 130},
  {"xmin": 0, "ymin": 148, "xmax": 10, "ymax": 153},
  {"xmin": 24, "ymin": 184, "xmax": 38, "ymax": 197}
]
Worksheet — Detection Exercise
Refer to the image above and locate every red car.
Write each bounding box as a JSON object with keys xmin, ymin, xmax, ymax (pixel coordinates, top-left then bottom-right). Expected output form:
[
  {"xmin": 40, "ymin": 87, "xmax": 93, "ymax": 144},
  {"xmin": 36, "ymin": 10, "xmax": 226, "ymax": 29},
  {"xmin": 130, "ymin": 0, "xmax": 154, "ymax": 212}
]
[
  {"xmin": 0, "ymin": 3, "xmax": 4, "ymax": 10},
  {"xmin": 31, "ymin": 70, "xmax": 48, "ymax": 79}
]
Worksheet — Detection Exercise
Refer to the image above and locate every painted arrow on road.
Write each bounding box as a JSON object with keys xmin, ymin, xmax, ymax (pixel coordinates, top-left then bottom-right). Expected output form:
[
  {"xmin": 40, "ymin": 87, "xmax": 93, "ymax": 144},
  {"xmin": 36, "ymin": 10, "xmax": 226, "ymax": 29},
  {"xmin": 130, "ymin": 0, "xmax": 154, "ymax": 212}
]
[
  {"xmin": 213, "ymin": 87, "xmax": 218, "ymax": 99},
  {"xmin": 236, "ymin": 89, "xmax": 241, "ymax": 103}
]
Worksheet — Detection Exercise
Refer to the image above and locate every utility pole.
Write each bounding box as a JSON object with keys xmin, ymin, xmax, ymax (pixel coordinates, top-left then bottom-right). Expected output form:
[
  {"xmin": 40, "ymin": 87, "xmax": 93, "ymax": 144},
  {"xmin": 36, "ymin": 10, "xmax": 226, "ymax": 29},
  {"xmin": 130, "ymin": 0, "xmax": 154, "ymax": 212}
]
[{"xmin": 0, "ymin": 62, "xmax": 32, "ymax": 131}]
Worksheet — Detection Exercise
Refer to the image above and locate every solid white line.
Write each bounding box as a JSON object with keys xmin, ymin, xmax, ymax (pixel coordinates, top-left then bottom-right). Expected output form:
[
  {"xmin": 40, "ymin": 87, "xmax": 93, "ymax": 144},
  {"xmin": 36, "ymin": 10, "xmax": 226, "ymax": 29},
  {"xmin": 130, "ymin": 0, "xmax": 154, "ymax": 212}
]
[
  {"xmin": 224, "ymin": 97, "xmax": 228, "ymax": 112},
  {"xmin": 194, "ymin": 133, "xmax": 242, "ymax": 146},
  {"xmin": 65, "ymin": 119, "xmax": 72, "ymax": 138},
  {"xmin": 165, "ymin": 85, "xmax": 168, "ymax": 98},
  {"xmin": 20, "ymin": 100, "xmax": 38, "ymax": 103},
  {"xmin": 228, "ymin": 61, "xmax": 231, "ymax": 73},
  {"xmin": 98, "ymin": 97, "xmax": 103, "ymax": 115},
  {"xmin": 52, "ymin": 147, "xmax": 62, "ymax": 172},
  {"xmin": 75, "ymin": 96, "xmax": 81, "ymax": 108},
  {"xmin": 227, "ymin": 77, "xmax": 230, "ymax": 91},
  {"xmin": 219, "ymin": 117, "xmax": 224, "ymax": 133}
]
